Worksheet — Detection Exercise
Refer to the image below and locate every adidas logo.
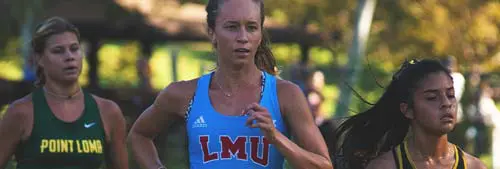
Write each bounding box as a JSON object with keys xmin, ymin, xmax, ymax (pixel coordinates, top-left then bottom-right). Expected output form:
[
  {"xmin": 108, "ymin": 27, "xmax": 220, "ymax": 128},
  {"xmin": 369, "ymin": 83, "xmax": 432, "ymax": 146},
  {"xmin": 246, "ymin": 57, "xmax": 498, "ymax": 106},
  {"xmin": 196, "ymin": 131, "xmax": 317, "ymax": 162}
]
[{"xmin": 192, "ymin": 116, "xmax": 208, "ymax": 128}]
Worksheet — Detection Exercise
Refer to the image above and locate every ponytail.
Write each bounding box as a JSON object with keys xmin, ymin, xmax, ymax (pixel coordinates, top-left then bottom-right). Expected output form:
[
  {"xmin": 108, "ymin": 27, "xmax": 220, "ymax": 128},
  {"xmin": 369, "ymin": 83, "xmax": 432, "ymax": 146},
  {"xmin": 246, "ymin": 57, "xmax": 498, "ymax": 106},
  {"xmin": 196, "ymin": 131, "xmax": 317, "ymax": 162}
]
[
  {"xmin": 34, "ymin": 63, "xmax": 46, "ymax": 88},
  {"xmin": 335, "ymin": 84, "xmax": 410, "ymax": 168},
  {"xmin": 255, "ymin": 31, "xmax": 278, "ymax": 75}
]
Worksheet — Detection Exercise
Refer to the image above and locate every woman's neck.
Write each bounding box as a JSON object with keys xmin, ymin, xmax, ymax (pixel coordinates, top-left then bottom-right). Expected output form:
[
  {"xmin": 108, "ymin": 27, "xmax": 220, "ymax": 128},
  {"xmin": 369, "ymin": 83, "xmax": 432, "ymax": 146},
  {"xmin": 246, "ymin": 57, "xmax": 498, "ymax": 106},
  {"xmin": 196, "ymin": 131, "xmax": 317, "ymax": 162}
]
[
  {"xmin": 43, "ymin": 80, "xmax": 82, "ymax": 100},
  {"xmin": 214, "ymin": 63, "xmax": 262, "ymax": 92},
  {"xmin": 408, "ymin": 126, "xmax": 452, "ymax": 161}
]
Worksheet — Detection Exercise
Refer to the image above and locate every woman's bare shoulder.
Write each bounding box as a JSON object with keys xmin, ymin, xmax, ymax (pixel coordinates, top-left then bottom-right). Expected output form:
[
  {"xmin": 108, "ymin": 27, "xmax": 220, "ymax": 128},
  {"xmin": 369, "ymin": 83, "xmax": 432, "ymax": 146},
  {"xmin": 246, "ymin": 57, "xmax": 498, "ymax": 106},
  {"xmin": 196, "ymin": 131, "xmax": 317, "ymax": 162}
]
[
  {"xmin": 463, "ymin": 151, "xmax": 487, "ymax": 169},
  {"xmin": 3, "ymin": 94, "xmax": 34, "ymax": 120},
  {"xmin": 161, "ymin": 79, "xmax": 199, "ymax": 101},
  {"xmin": 366, "ymin": 151, "xmax": 397, "ymax": 169},
  {"xmin": 91, "ymin": 95, "xmax": 123, "ymax": 120},
  {"xmin": 151, "ymin": 78, "xmax": 199, "ymax": 117},
  {"xmin": 0, "ymin": 94, "xmax": 34, "ymax": 139}
]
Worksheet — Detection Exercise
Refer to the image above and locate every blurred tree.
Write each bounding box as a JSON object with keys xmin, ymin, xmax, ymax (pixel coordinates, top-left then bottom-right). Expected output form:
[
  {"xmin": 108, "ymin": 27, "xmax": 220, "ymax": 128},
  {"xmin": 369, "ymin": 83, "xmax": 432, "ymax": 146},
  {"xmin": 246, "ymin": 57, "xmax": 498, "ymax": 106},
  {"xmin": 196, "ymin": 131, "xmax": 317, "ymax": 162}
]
[
  {"xmin": 0, "ymin": 0, "xmax": 43, "ymax": 82},
  {"xmin": 268, "ymin": 0, "xmax": 500, "ymax": 68},
  {"xmin": 0, "ymin": 38, "xmax": 24, "ymax": 81},
  {"xmin": 333, "ymin": 0, "xmax": 377, "ymax": 118},
  {"xmin": 371, "ymin": 0, "xmax": 500, "ymax": 67},
  {"xmin": 0, "ymin": 0, "xmax": 40, "ymax": 49},
  {"xmin": 265, "ymin": 0, "xmax": 500, "ymax": 119},
  {"xmin": 98, "ymin": 41, "xmax": 140, "ymax": 88},
  {"xmin": 3, "ymin": 0, "xmax": 500, "ymax": 69},
  {"xmin": 0, "ymin": 0, "xmax": 126, "ymax": 52},
  {"xmin": 265, "ymin": 0, "xmax": 357, "ymax": 66}
]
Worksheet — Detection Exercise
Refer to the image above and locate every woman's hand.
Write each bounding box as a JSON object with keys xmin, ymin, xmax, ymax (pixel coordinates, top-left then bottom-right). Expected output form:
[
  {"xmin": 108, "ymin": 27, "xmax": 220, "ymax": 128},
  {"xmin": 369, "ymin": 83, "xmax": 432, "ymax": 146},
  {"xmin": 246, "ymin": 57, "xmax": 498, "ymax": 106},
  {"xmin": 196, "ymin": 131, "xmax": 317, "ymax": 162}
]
[{"xmin": 243, "ymin": 103, "xmax": 278, "ymax": 143}]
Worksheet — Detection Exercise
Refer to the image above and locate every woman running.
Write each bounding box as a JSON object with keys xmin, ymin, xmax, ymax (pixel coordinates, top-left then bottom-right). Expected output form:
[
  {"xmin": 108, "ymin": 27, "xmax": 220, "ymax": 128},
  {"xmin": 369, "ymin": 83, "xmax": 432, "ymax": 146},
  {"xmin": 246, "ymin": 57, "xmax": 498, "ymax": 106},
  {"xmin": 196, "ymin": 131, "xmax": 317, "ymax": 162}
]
[
  {"xmin": 0, "ymin": 17, "xmax": 128, "ymax": 169},
  {"xmin": 335, "ymin": 59, "xmax": 486, "ymax": 169},
  {"xmin": 127, "ymin": 0, "xmax": 332, "ymax": 168}
]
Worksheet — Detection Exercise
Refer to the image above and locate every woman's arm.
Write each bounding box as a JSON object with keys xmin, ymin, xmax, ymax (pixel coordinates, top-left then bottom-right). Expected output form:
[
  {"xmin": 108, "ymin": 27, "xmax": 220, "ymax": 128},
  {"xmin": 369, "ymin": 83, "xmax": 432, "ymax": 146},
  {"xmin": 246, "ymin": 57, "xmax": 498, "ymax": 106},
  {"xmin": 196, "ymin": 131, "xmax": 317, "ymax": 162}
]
[
  {"xmin": 244, "ymin": 80, "xmax": 332, "ymax": 169},
  {"xmin": 275, "ymin": 80, "xmax": 332, "ymax": 169},
  {"xmin": 128, "ymin": 81, "xmax": 195, "ymax": 169},
  {"xmin": 0, "ymin": 100, "xmax": 30, "ymax": 168},
  {"xmin": 100, "ymin": 100, "xmax": 129, "ymax": 169}
]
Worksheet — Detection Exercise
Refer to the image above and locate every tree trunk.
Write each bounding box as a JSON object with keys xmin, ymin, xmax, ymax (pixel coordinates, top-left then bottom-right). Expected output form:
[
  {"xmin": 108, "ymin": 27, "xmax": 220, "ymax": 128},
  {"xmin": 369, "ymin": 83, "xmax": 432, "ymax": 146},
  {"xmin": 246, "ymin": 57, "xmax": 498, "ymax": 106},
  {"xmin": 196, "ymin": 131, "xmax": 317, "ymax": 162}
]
[
  {"xmin": 334, "ymin": 0, "xmax": 377, "ymax": 118},
  {"xmin": 87, "ymin": 38, "xmax": 101, "ymax": 89}
]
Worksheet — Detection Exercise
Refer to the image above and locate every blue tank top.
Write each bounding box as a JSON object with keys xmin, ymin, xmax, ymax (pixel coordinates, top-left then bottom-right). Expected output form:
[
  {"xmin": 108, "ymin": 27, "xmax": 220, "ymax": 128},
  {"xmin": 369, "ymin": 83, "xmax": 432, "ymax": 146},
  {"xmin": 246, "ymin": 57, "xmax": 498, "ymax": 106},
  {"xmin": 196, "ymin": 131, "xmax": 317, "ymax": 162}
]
[{"xmin": 186, "ymin": 71, "xmax": 289, "ymax": 169}]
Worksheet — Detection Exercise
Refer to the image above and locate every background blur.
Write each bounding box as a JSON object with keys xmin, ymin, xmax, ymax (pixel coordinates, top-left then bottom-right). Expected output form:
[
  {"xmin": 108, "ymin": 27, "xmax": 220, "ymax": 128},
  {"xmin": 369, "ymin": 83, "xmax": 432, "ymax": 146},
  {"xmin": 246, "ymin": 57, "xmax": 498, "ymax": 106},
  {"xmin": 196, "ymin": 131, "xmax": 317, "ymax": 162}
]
[{"xmin": 1, "ymin": 0, "xmax": 500, "ymax": 168}]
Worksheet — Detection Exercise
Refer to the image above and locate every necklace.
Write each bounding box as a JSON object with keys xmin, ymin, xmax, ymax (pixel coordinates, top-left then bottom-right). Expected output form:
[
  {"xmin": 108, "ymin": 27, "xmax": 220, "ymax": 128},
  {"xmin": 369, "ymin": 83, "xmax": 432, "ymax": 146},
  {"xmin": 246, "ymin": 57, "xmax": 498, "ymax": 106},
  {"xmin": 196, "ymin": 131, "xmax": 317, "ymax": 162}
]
[
  {"xmin": 43, "ymin": 87, "xmax": 82, "ymax": 100},
  {"xmin": 407, "ymin": 140, "xmax": 455, "ymax": 161},
  {"xmin": 214, "ymin": 78, "xmax": 232, "ymax": 97},
  {"xmin": 213, "ymin": 71, "xmax": 264, "ymax": 98}
]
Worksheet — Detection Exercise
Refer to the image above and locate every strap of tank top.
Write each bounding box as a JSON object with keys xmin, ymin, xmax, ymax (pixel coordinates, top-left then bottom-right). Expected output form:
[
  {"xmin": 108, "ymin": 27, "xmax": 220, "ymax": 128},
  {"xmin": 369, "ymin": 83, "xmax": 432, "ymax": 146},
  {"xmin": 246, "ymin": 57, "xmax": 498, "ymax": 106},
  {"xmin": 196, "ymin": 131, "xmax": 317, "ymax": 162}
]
[
  {"xmin": 402, "ymin": 141, "xmax": 417, "ymax": 169},
  {"xmin": 184, "ymin": 73, "xmax": 210, "ymax": 122},
  {"xmin": 83, "ymin": 89, "xmax": 99, "ymax": 116},
  {"xmin": 393, "ymin": 144, "xmax": 406, "ymax": 169},
  {"xmin": 260, "ymin": 71, "xmax": 265, "ymax": 99},
  {"xmin": 184, "ymin": 71, "xmax": 265, "ymax": 121},
  {"xmin": 184, "ymin": 92, "xmax": 195, "ymax": 122},
  {"xmin": 455, "ymin": 145, "xmax": 466, "ymax": 169},
  {"xmin": 31, "ymin": 87, "xmax": 45, "ymax": 131},
  {"xmin": 392, "ymin": 148, "xmax": 401, "ymax": 169}
]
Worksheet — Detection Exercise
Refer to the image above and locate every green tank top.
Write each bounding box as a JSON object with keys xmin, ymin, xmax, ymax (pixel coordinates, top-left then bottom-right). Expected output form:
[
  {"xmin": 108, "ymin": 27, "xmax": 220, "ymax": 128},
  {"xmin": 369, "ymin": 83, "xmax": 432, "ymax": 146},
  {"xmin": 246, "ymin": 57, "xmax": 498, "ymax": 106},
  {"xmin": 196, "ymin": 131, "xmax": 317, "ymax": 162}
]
[{"xmin": 15, "ymin": 88, "xmax": 106, "ymax": 169}]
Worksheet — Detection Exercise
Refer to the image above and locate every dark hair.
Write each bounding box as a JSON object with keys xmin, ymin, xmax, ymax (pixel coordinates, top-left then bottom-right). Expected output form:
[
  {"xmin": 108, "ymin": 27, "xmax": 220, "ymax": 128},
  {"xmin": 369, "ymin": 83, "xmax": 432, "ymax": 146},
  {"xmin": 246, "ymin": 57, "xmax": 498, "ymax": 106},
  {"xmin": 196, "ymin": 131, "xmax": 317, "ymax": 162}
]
[
  {"xmin": 334, "ymin": 59, "xmax": 452, "ymax": 168},
  {"xmin": 205, "ymin": 0, "xmax": 278, "ymax": 75},
  {"xmin": 30, "ymin": 17, "xmax": 80, "ymax": 87}
]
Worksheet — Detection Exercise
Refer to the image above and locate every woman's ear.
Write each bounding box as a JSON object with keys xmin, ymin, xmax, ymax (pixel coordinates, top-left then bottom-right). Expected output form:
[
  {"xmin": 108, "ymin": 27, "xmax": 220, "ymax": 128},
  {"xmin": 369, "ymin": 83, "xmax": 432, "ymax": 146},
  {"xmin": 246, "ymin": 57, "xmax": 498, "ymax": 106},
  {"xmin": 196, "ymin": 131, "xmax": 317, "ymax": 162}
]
[
  {"xmin": 400, "ymin": 102, "xmax": 414, "ymax": 119},
  {"xmin": 36, "ymin": 54, "xmax": 45, "ymax": 68},
  {"xmin": 208, "ymin": 28, "xmax": 217, "ymax": 45}
]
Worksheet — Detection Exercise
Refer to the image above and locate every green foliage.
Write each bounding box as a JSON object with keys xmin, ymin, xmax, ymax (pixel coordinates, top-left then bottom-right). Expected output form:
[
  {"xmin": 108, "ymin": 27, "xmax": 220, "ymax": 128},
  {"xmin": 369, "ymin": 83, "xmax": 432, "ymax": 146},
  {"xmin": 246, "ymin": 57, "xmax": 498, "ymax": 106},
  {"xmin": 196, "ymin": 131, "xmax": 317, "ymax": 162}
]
[
  {"xmin": 97, "ymin": 41, "xmax": 140, "ymax": 88},
  {"xmin": 264, "ymin": 0, "xmax": 500, "ymax": 69},
  {"xmin": 0, "ymin": 37, "xmax": 24, "ymax": 81},
  {"xmin": 480, "ymin": 154, "xmax": 493, "ymax": 169},
  {"xmin": 149, "ymin": 47, "xmax": 174, "ymax": 90},
  {"xmin": 309, "ymin": 47, "xmax": 334, "ymax": 66},
  {"xmin": 176, "ymin": 50, "xmax": 204, "ymax": 81},
  {"xmin": 272, "ymin": 44, "xmax": 301, "ymax": 66},
  {"xmin": 0, "ymin": 105, "xmax": 8, "ymax": 119},
  {"xmin": 0, "ymin": 0, "xmax": 41, "ymax": 48},
  {"xmin": 321, "ymin": 84, "xmax": 339, "ymax": 118},
  {"xmin": 148, "ymin": 43, "xmax": 216, "ymax": 90},
  {"xmin": 371, "ymin": 0, "xmax": 500, "ymax": 67},
  {"xmin": 5, "ymin": 160, "xmax": 16, "ymax": 169},
  {"xmin": 3, "ymin": 0, "xmax": 500, "ymax": 69}
]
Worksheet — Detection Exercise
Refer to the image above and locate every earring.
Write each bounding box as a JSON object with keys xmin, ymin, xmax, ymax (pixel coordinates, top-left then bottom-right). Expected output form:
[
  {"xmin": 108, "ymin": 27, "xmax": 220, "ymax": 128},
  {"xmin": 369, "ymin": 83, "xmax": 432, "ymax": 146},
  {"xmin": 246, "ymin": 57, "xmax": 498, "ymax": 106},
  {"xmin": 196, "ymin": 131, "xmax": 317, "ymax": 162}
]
[{"xmin": 212, "ymin": 38, "xmax": 217, "ymax": 45}]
